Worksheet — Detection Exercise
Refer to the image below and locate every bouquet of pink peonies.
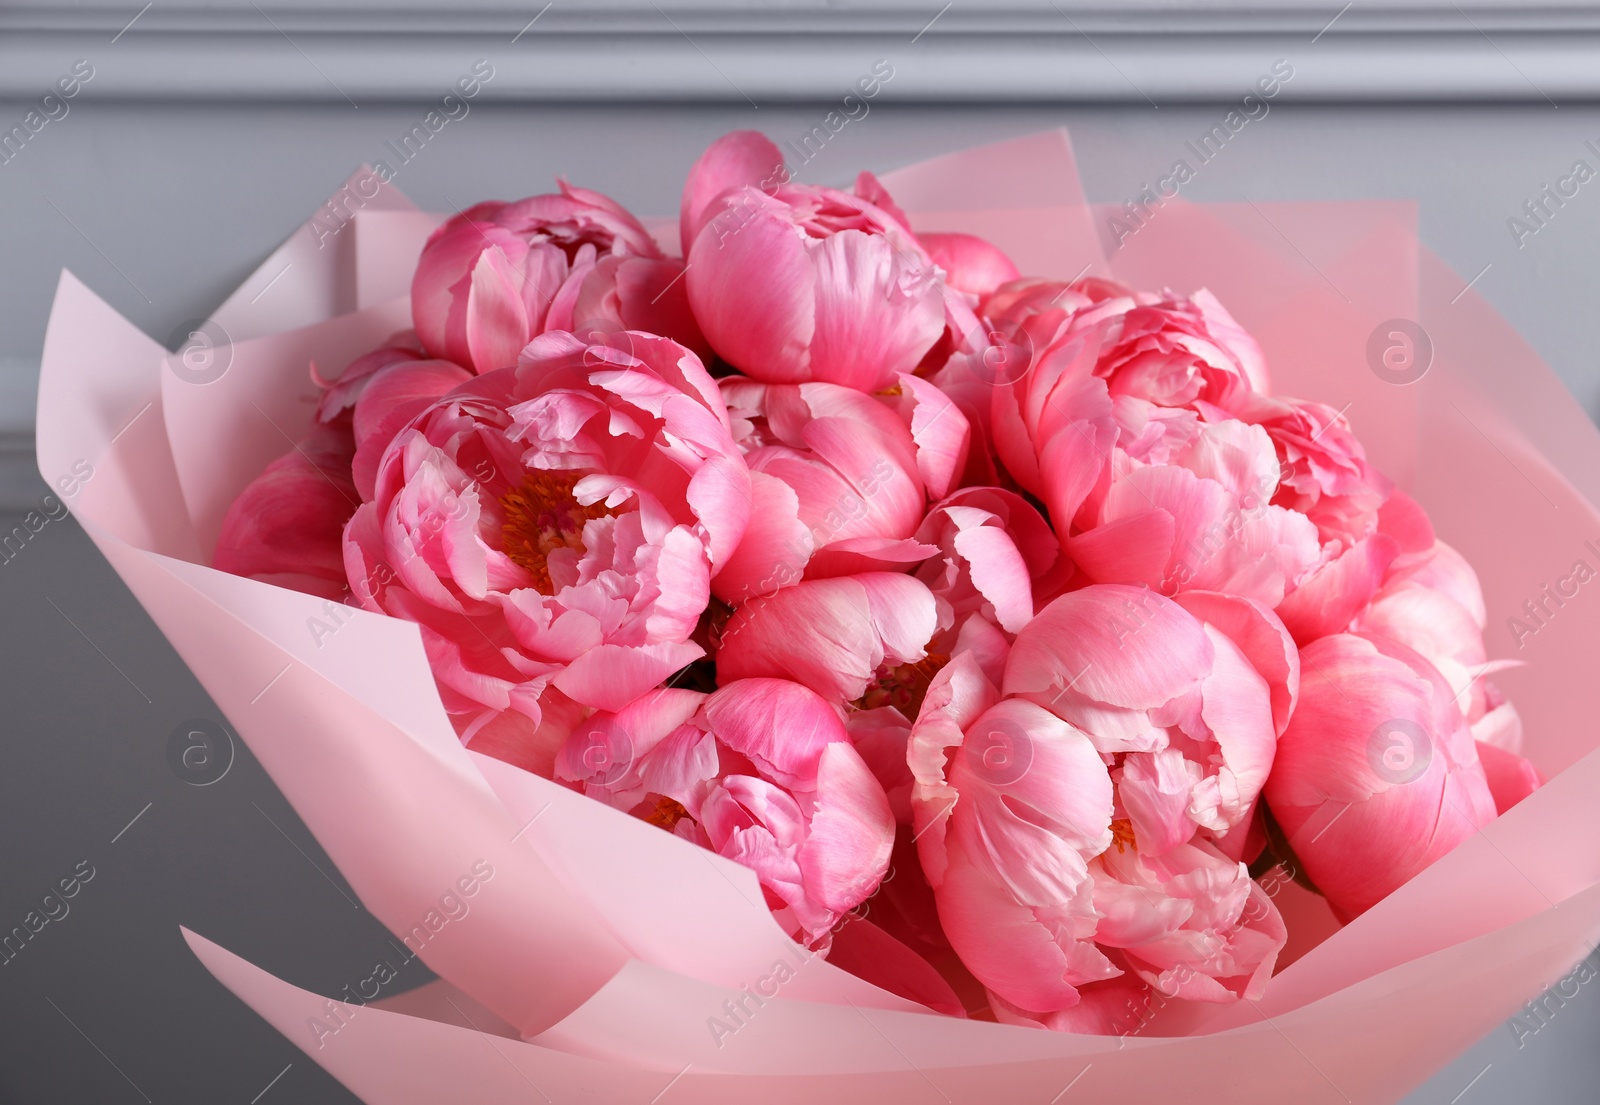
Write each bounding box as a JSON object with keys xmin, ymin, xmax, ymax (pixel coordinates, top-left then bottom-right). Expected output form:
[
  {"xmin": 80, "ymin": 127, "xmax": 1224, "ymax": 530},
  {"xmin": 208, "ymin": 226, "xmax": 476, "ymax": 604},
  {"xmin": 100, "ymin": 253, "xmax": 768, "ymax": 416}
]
[{"xmin": 36, "ymin": 130, "xmax": 1600, "ymax": 1103}]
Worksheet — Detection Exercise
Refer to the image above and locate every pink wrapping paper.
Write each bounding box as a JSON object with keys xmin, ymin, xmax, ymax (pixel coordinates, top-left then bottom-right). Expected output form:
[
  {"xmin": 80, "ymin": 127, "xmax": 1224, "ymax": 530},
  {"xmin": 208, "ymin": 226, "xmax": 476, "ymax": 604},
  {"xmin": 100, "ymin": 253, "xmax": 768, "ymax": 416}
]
[{"xmin": 35, "ymin": 134, "xmax": 1600, "ymax": 1103}]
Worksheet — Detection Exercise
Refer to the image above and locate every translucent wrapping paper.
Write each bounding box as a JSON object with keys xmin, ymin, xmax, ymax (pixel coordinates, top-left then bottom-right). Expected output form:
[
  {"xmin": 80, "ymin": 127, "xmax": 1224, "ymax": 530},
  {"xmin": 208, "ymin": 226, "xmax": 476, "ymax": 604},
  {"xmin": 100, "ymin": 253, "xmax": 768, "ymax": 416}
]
[{"xmin": 35, "ymin": 131, "xmax": 1600, "ymax": 1104}]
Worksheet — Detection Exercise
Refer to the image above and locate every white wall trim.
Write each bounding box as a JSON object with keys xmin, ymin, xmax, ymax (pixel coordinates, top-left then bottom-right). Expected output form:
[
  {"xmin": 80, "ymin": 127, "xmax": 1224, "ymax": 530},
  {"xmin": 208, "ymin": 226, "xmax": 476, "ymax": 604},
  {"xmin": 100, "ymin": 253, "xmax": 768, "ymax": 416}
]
[
  {"xmin": 2, "ymin": 4, "xmax": 1600, "ymax": 103},
  {"xmin": 4, "ymin": 3, "xmax": 1597, "ymax": 508}
]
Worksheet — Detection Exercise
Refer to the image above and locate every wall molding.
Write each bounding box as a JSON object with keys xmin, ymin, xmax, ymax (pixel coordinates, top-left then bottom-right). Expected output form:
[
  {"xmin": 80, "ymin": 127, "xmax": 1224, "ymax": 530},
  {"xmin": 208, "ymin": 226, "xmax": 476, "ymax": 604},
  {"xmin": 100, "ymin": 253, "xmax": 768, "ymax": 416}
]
[
  {"xmin": 2, "ymin": 4, "xmax": 1600, "ymax": 104},
  {"xmin": 4, "ymin": 3, "xmax": 1597, "ymax": 508}
]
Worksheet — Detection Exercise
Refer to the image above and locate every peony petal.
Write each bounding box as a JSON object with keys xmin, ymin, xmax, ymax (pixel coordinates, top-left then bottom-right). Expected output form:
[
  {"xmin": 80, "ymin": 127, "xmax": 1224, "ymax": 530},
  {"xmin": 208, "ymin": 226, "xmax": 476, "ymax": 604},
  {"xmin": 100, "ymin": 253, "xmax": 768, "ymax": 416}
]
[
  {"xmin": 896, "ymin": 372, "xmax": 971, "ymax": 500},
  {"xmin": 464, "ymin": 247, "xmax": 534, "ymax": 375},
  {"xmin": 799, "ymin": 742, "xmax": 896, "ymax": 912},
  {"xmin": 824, "ymin": 916, "xmax": 966, "ymax": 1017},
  {"xmin": 702, "ymin": 678, "xmax": 846, "ymax": 789},
  {"xmin": 1173, "ymin": 590, "xmax": 1299, "ymax": 737},
  {"xmin": 679, "ymin": 130, "xmax": 787, "ymax": 253},
  {"xmin": 1476, "ymin": 740, "xmax": 1542, "ymax": 814},
  {"xmin": 1006, "ymin": 585, "xmax": 1213, "ymax": 714},
  {"xmin": 551, "ymin": 640, "xmax": 704, "ymax": 712},
  {"xmin": 687, "ymin": 194, "xmax": 817, "ymax": 383},
  {"xmin": 806, "ymin": 230, "xmax": 946, "ymax": 391},
  {"xmin": 919, "ymin": 232, "xmax": 1021, "ymax": 298}
]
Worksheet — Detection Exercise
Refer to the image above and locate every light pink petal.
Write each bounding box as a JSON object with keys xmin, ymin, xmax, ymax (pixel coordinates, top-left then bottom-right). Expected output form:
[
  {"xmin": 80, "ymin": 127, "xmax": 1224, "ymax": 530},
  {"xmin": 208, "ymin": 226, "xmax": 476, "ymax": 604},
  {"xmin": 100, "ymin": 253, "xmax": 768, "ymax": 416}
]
[
  {"xmin": 718, "ymin": 574, "xmax": 938, "ymax": 703},
  {"xmin": 465, "ymin": 247, "xmax": 534, "ymax": 375},
  {"xmin": 410, "ymin": 204, "xmax": 508, "ymax": 358},
  {"xmin": 1194, "ymin": 624, "xmax": 1277, "ymax": 829},
  {"xmin": 1173, "ymin": 590, "xmax": 1299, "ymax": 737},
  {"xmin": 897, "ymin": 372, "xmax": 970, "ymax": 500},
  {"xmin": 919, "ymin": 232, "xmax": 1021, "ymax": 297},
  {"xmin": 1277, "ymin": 534, "xmax": 1399, "ymax": 644},
  {"xmin": 860, "ymin": 571, "xmax": 943, "ymax": 665},
  {"xmin": 799, "ymin": 742, "xmax": 896, "ymax": 911},
  {"xmin": 1005, "ymin": 585, "xmax": 1213, "ymax": 713},
  {"xmin": 550, "ymin": 640, "xmax": 703, "ymax": 712},
  {"xmin": 950, "ymin": 522, "xmax": 1034, "ymax": 634},
  {"xmin": 1066, "ymin": 510, "xmax": 1176, "ymax": 591},
  {"xmin": 679, "ymin": 130, "xmax": 787, "ymax": 252},
  {"xmin": 906, "ymin": 652, "xmax": 999, "ymax": 883},
  {"xmin": 687, "ymin": 196, "xmax": 816, "ymax": 383},
  {"xmin": 1119, "ymin": 748, "xmax": 1201, "ymax": 856},
  {"xmin": 709, "ymin": 469, "xmax": 813, "ymax": 604},
  {"xmin": 806, "ymin": 230, "xmax": 946, "ymax": 391},
  {"xmin": 1476, "ymin": 740, "xmax": 1542, "ymax": 814},
  {"xmin": 703, "ymin": 678, "xmax": 846, "ymax": 788}
]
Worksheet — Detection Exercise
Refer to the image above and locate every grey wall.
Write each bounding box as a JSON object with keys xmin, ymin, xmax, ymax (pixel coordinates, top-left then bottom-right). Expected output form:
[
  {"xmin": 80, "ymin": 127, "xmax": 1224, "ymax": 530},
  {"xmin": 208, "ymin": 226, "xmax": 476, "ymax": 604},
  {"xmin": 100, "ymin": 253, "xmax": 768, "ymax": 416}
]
[{"xmin": 4, "ymin": 13, "xmax": 1600, "ymax": 1104}]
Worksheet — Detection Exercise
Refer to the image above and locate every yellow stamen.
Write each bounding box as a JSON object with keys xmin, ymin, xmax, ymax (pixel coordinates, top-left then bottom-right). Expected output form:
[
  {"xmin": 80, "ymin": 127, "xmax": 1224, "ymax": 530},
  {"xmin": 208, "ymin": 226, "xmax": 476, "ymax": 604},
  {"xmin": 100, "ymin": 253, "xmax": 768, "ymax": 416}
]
[
  {"xmin": 640, "ymin": 794, "xmax": 690, "ymax": 832},
  {"xmin": 854, "ymin": 652, "xmax": 950, "ymax": 721},
  {"xmin": 1109, "ymin": 818, "xmax": 1137, "ymax": 854},
  {"xmin": 499, "ymin": 470, "xmax": 615, "ymax": 594}
]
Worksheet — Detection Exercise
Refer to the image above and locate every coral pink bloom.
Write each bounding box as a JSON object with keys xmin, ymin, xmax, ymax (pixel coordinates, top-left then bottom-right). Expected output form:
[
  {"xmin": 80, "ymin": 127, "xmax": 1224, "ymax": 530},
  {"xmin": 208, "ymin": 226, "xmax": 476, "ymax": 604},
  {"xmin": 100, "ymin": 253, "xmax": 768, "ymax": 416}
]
[
  {"xmin": 982, "ymin": 277, "xmax": 1443, "ymax": 640},
  {"xmin": 1004, "ymin": 586, "xmax": 1292, "ymax": 859},
  {"xmin": 979, "ymin": 281, "xmax": 1292, "ymax": 582},
  {"xmin": 681, "ymin": 131, "xmax": 946, "ymax": 392},
  {"xmin": 342, "ymin": 330, "xmax": 751, "ymax": 754},
  {"xmin": 910, "ymin": 635, "xmax": 1287, "ymax": 1028},
  {"xmin": 412, "ymin": 184, "xmax": 704, "ymax": 376},
  {"xmin": 1263, "ymin": 632, "xmax": 1499, "ymax": 922},
  {"xmin": 712, "ymin": 375, "xmax": 968, "ymax": 602},
  {"xmin": 216, "ymin": 336, "xmax": 471, "ymax": 599},
  {"xmin": 556, "ymin": 679, "xmax": 894, "ymax": 944}
]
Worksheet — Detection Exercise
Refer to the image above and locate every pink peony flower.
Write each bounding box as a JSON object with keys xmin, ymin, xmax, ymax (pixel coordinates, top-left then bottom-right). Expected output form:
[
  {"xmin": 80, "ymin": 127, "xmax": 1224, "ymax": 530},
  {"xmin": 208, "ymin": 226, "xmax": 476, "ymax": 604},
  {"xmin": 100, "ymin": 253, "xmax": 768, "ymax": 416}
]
[
  {"xmin": 711, "ymin": 374, "xmax": 968, "ymax": 603},
  {"xmin": 982, "ymin": 277, "xmax": 1448, "ymax": 648},
  {"xmin": 681, "ymin": 131, "xmax": 947, "ymax": 392},
  {"xmin": 909, "ymin": 578, "xmax": 1293, "ymax": 1028},
  {"xmin": 1262, "ymin": 631, "xmax": 1500, "ymax": 922},
  {"xmin": 412, "ymin": 185, "xmax": 704, "ymax": 376},
  {"xmin": 215, "ymin": 336, "xmax": 471, "ymax": 599},
  {"xmin": 341, "ymin": 329, "xmax": 751, "ymax": 758},
  {"xmin": 556, "ymin": 678, "xmax": 895, "ymax": 944},
  {"xmin": 981, "ymin": 280, "xmax": 1278, "ymax": 564},
  {"xmin": 1003, "ymin": 586, "xmax": 1293, "ymax": 858}
]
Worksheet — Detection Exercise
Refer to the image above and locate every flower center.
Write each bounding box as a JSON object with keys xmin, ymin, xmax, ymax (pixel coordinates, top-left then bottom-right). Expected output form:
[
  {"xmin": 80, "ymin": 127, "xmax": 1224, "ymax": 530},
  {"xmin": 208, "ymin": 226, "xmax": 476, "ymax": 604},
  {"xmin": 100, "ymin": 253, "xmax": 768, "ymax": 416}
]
[
  {"xmin": 1109, "ymin": 818, "xmax": 1138, "ymax": 854},
  {"xmin": 499, "ymin": 470, "xmax": 615, "ymax": 594},
  {"xmin": 854, "ymin": 652, "xmax": 950, "ymax": 721},
  {"xmin": 639, "ymin": 794, "xmax": 691, "ymax": 833}
]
